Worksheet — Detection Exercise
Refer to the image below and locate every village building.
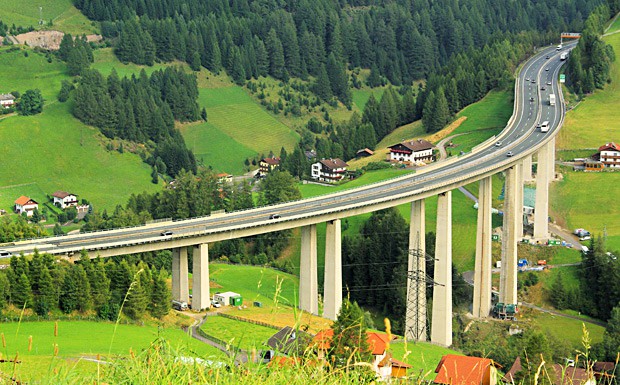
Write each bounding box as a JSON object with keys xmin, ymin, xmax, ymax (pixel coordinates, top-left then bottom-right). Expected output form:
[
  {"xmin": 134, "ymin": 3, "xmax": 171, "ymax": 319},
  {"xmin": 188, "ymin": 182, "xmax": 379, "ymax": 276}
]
[
  {"xmin": 593, "ymin": 142, "xmax": 620, "ymax": 169},
  {"xmin": 258, "ymin": 157, "xmax": 281, "ymax": 177},
  {"xmin": 0, "ymin": 93, "xmax": 15, "ymax": 108},
  {"xmin": 52, "ymin": 191, "xmax": 79, "ymax": 209},
  {"xmin": 216, "ymin": 173, "xmax": 233, "ymax": 184},
  {"xmin": 311, "ymin": 158, "xmax": 348, "ymax": 183},
  {"xmin": 312, "ymin": 329, "xmax": 410, "ymax": 381},
  {"xmin": 434, "ymin": 354, "xmax": 501, "ymax": 385},
  {"xmin": 356, "ymin": 148, "xmax": 374, "ymax": 158},
  {"xmin": 14, "ymin": 196, "xmax": 39, "ymax": 217},
  {"xmin": 388, "ymin": 139, "xmax": 434, "ymax": 164}
]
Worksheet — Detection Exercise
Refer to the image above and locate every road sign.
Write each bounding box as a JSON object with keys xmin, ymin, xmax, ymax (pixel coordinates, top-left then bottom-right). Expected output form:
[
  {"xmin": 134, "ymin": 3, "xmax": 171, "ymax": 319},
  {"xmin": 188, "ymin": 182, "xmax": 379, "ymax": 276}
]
[
  {"xmin": 560, "ymin": 74, "xmax": 566, "ymax": 83},
  {"xmin": 492, "ymin": 234, "xmax": 500, "ymax": 241}
]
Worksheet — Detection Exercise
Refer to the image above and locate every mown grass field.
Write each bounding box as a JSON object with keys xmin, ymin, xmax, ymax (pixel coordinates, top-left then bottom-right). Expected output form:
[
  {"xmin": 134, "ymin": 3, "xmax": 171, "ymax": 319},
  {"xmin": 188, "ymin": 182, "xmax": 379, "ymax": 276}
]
[
  {"xmin": 550, "ymin": 169, "xmax": 620, "ymax": 251},
  {"xmin": 351, "ymin": 88, "xmax": 386, "ymax": 111},
  {"xmin": 200, "ymin": 315, "xmax": 276, "ymax": 351},
  {"xmin": 0, "ymin": 0, "xmax": 97, "ymax": 35},
  {"xmin": 530, "ymin": 311, "xmax": 605, "ymax": 347},
  {"xmin": 0, "ymin": 320, "xmax": 225, "ymax": 382}
]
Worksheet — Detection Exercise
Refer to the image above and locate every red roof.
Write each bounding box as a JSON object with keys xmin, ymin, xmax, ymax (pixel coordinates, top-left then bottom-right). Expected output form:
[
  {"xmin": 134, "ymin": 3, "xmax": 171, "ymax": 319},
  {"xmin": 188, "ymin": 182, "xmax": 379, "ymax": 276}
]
[
  {"xmin": 15, "ymin": 196, "xmax": 37, "ymax": 206},
  {"xmin": 434, "ymin": 355, "xmax": 499, "ymax": 385},
  {"xmin": 216, "ymin": 173, "xmax": 231, "ymax": 178},
  {"xmin": 312, "ymin": 330, "xmax": 394, "ymax": 355},
  {"xmin": 598, "ymin": 142, "xmax": 620, "ymax": 152}
]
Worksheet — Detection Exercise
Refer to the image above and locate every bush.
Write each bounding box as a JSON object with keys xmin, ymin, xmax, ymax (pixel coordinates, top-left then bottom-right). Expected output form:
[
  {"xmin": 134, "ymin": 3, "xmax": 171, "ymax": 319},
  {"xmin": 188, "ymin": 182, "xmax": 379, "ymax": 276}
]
[{"xmin": 363, "ymin": 162, "xmax": 391, "ymax": 171}]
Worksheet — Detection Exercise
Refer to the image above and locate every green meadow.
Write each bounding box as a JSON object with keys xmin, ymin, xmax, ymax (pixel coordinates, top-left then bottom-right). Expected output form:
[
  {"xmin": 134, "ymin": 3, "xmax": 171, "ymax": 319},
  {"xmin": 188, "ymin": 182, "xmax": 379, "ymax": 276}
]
[
  {"xmin": 0, "ymin": 0, "xmax": 96, "ymax": 35},
  {"xmin": 351, "ymin": 88, "xmax": 386, "ymax": 111},
  {"xmin": 200, "ymin": 316, "xmax": 276, "ymax": 351}
]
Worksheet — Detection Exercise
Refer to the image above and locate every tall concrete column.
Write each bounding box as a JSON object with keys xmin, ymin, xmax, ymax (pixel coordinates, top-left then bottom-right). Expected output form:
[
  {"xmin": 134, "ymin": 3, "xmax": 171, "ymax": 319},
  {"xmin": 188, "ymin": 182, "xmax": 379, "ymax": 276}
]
[
  {"xmin": 522, "ymin": 155, "xmax": 533, "ymax": 182},
  {"xmin": 323, "ymin": 219, "xmax": 342, "ymax": 321},
  {"xmin": 172, "ymin": 247, "xmax": 189, "ymax": 303},
  {"xmin": 500, "ymin": 166, "xmax": 519, "ymax": 305},
  {"xmin": 534, "ymin": 141, "xmax": 551, "ymax": 240},
  {"xmin": 432, "ymin": 191, "xmax": 452, "ymax": 347},
  {"xmin": 406, "ymin": 199, "xmax": 426, "ymax": 341},
  {"xmin": 192, "ymin": 244, "xmax": 210, "ymax": 311},
  {"xmin": 299, "ymin": 224, "xmax": 319, "ymax": 315},
  {"xmin": 515, "ymin": 162, "xmax": 524, "ymax": 239},
  {"xmin": 548, "ymin": 137, "xmax": 556, "ymax": 181},
  {"xmin": 473, "ymin": 177, "xmax": 493, "ymax": 318}
]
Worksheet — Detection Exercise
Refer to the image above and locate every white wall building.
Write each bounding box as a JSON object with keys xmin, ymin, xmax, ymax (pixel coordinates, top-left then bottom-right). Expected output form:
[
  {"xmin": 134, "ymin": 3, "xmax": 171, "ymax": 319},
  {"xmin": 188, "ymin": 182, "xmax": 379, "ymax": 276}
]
[
  {"xmin": 311, "ymin": 158, "xmax": 348, "ymax": 183},
  {"xmin": 598, "ymin": 142, "xmax": 620, "ymax": 169},
  {"xmin": 0, "ymin": 94, "xmax": 15, "ymax": 108},
  {"xmin": 14, "ymin": 196, "xmax": 38, "ymax": 216},
  {"xmin": 52, "ymin": 191, "xmax": 78, "ymax": 209},
  {"xmin": 388, "ymin": 139, "xmax": 434, "ymax": 164}
]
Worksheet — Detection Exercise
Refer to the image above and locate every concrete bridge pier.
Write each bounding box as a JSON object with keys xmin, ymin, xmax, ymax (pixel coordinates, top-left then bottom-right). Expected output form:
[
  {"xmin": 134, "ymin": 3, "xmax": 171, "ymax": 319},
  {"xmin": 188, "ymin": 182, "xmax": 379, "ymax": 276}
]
[
  {"xmin": 523, "ymin": 155, "xmax": 533, "ymax": 182},
  {"xmin": 431, "ymin": 191, "xmax": 452, "ymax": 347},
  {"xmin": 548, "ymin": 137, "xmax": 556, "ymax": 180},
  {"xmin": 534, "ymin": 141, "xmax": 551, "ymax": 240},
  {"xmin": 323, "ymin": 219, "xmax": 342, "ymax": 320},
  {"xmin": 500, "ymin": 164, "xmax": 522, "ymax": 305},
  {"xmin": 172, "ymin": 247, "xmax": 189, "ymax": 304},
  {"xmin": 406, "ymin": 199, "xmax": 426, "ymax": 341},
  {"xmin": 473, "ymin": 177, "xmax": 493, "ymax": 318},
  {"xmin": 192, "ymin": 244, "xmax": 210, "ymax": 311},
  {"xmin": 299, "ymin": 224, "xmax": 319, "ymax": 315}
]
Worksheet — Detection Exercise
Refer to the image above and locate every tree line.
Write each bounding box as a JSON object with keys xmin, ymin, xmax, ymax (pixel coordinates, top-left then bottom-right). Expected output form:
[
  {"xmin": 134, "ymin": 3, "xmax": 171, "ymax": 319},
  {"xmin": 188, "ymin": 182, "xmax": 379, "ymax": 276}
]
[
  {"xmin": 74, "ymin": 0, "xmax": 604, "ymax": 87},
  {"xmin": 565, "ymin": 5, "xmax": 616, "ymax": 95},
  {"xmin": 71, "ymin": 67, "xmax": 199, "ymax": 177},
  {"xmin": 0, "ymin": 251, "xmax": 170, "ymax": 321}
]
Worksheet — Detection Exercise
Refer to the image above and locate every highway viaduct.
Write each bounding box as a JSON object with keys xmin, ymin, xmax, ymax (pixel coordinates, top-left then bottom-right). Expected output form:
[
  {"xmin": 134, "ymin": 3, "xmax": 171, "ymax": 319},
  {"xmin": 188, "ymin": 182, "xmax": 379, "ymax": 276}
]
[{"xmin": 1, "ymin": 43, "xmax": 573, "ymax": 347}]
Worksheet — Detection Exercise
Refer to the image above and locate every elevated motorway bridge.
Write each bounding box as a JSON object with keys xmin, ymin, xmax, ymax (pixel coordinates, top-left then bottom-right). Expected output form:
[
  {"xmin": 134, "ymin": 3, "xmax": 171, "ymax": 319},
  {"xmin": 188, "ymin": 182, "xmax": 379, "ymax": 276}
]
[{"xmin": 1, "ymin": 42, "xmax": 574, "ymax": 346}]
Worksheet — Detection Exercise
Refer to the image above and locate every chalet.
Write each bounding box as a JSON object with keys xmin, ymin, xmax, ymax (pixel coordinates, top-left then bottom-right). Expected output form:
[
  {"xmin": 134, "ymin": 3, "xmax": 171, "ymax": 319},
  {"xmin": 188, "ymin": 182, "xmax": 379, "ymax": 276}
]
[
  {"xmin": 312, "ymin": 330, "xmax": 410, "ymax": 381},
  {"xmin": 258, "ymin": 157, "xmax": 281, "ymax": 177},
  {"xmin": 311, "ymin": 158, "xmax": 348, "ymax": 183},
  {"xmin": 356, "ymin": 148, "xmax": 374, "ymax": 158},
  {"xmin": 594, "ymin": 142, "xmax": 620, "ymax": 169},
  {"xmin": 0, "ymin": 93, "xmax": 15, "ymax": 108},
  {"xmin": 14, "ymin": 196, "xmax": 38, "ymax": 217},
  {"xmin": 388, "ymin": 139, "xmax": 434, "ymax": 164},
  {"xmin": 216, "ymin": 173, "xmax": 233, "ymax": 184},
  {"xmin": 434, "ymin": 355, "xmax": 501, "ymax": 385},
  {"xmin": 52, "ymin": 191, "xmax": 78, "ymax": 209}
]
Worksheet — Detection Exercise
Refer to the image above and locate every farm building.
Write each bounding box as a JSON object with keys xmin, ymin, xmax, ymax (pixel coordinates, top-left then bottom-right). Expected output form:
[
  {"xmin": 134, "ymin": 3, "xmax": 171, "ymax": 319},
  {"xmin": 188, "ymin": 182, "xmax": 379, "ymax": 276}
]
[
  {"xmin": 593, "ymin": 142, "xmax": 620, "ymax": 169},
  {"xmin": 356, "ymin": 148, "xmax": 374, "ymax": 157},
  {"xmin": 388, "ymin": 139, "xmax": 434, "ymax": 164},
  {"xmin": 213, "ymin": 291, "xmax": 242, "ymax": 306},
  {"xmin": 52, "ymin": 191, "xmax": 78, "ymax": 209},
  {"xmin": 14, "ymin": 196, "xmax": 38, "ymax": 216},
  {"xmin": 311, "ymin": 158, "xmax": 348, "ymax": 183},
  {"xmin": 216, "ymin": 173, "xmax": 233, "ymax": 184},
  {"xmin": 0, "ymin": 93, "xmax": 15, "ymax": 108}
]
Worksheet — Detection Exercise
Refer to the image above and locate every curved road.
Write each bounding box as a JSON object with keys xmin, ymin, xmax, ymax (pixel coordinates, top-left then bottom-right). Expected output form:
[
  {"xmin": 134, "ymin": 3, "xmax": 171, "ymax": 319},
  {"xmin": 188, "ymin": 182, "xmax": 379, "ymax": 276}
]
[{"xmin": 0, "ymin": 43, "xmax": 576, "ymax": 258}]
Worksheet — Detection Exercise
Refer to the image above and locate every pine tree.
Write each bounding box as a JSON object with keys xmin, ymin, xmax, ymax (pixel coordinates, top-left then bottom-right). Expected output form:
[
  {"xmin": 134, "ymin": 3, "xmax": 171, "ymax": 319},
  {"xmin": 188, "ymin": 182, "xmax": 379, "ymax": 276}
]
[
  {"xmin": 34, "ymin": 266, "xmax": 55, "ymax": 316},
  {"xmin": 312, "ymin": 64, "xmax": 332, "ymax": 101},
  {"xmin": 58, "ymin": 33, "xmax": 74, "ymax": 61},
  {"xmin": 326, "ymin": 53, "xmax": 351, "ymax": 106},
  {"xmin": 150, "ymin": 268, "xmax": 171, "ymax": 318},
  {"xmin": 266, "ymin": 29, "xmax": 285, "ymax": 79},
  {"xmin": 123, "ymin": 269, "xmax": 148, "ymax": 320},
  {"xmin": 12, "ymin": 273, "xmax": 32, "ymax": 308},
  {"xmin": 329, "ymin": 298, "xmax": 372, "ymax": 366}
]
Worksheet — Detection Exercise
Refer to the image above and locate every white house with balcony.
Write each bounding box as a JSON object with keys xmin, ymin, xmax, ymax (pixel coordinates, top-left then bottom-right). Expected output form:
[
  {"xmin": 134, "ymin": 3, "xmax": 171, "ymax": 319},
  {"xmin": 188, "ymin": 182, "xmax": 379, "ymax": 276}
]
[
  {"xmin": 388, "ymin": 139, "xmax": 434, "ymax": 164},
  {"xmin": 596, "ymin": 142, "xmax": 620, "ymax": 169},
  {"xmin": 52, "ymin": 191, "xmax": 78, "ymax": 209},
  {"xmin": 0, "ymin": 94, "xmax": 15, "ymax": 108},
  {"xmin": 311, "ymin": 158, "xmax": 348, "ymax": 183},
  {"xmin": 14, "ymin": 196, "xmax": 38, "ymax": 216}
]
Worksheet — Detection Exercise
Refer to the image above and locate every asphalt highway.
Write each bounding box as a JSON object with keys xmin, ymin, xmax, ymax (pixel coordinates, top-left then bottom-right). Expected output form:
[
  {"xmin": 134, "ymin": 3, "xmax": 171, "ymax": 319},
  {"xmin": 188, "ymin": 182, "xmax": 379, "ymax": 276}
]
[{"xmin": 0, "ymin": 42, "xmax": 575, "ymax": 257}]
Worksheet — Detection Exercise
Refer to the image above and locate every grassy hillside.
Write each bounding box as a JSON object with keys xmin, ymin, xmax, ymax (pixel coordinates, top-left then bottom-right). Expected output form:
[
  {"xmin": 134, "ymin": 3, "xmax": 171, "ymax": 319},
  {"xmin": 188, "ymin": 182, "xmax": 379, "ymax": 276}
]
[
  {"xmin": 0, "ymin": 48, "xmax": 160, "ymax": 212},
  {"xmin": 0, "ymin": 0, "xmax": 97, "ymax": 35},
  {"xmin": 552, "ymin": 25, "xmax": 620, "ymax": 252}
]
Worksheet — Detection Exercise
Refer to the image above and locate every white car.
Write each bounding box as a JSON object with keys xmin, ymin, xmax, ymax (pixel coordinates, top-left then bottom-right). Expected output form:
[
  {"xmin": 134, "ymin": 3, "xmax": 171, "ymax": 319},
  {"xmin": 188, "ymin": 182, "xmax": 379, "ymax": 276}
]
[
  {"xmin": 495, "ymin": 141, "xmax": 502, "ymax": 147},
  {"xmin": 506, "ymin": 151, "xmax": 514, "ymax": 157},
  {"xmin": 211, "ymin": 301, "xmax": 222, "ymax": 308}
]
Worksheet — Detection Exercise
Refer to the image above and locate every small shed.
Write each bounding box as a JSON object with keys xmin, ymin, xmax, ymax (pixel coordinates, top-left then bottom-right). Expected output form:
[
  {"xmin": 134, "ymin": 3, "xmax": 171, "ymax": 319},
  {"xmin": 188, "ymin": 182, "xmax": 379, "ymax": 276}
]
[{"xmin": 213, "ymin": 291, "xmax": 242, "ymax": 306}]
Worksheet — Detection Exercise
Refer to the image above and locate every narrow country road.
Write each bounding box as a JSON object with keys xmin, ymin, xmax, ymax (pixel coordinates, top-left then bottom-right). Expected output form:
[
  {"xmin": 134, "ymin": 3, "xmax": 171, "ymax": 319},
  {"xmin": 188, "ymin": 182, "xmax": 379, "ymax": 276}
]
[{"xmin": 188, "ymin": 313, "xmax": 250, "ymax": 365}]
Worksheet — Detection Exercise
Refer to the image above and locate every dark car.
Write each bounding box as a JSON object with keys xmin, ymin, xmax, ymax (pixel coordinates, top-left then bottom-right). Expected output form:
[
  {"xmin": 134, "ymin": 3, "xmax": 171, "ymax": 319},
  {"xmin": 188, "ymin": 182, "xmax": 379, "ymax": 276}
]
[
  {"xmin": 530, "ymin": 97, "xmax": 534, "ymax": 102},
  {"xmin": 506, "ymin": 151, "xmax": 514, "ymax": 157},
  {"xmin": 269, "ymin": 214, "xmax": 281, "ymax": 219},
  {"xmin": 541, "ymin": 86, "xmax": 546, "ymax": 91}
]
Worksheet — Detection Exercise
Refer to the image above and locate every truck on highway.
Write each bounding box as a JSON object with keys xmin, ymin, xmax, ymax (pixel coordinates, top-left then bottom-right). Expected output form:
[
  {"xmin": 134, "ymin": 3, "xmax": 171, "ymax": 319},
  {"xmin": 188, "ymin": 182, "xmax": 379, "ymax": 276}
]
[
  {"xmin": 560, "ymin": 52, "xmax": 567, "ymax": 60},
  {"xmin": 549, "ymin": 94, "xmax": 556, "ymax": 106},
  {"xmin": 540, "ymin": 120, "xmax": 550, "ymax": 133}
]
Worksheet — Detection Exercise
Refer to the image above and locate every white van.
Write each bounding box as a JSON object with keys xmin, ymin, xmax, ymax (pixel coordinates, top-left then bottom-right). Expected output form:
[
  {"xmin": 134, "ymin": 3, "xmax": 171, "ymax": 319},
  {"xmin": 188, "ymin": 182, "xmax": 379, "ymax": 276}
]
[
  {"xmin": 172, "ymin": 300, "xmax": 189, "ymax": 311},
  {"xmin": 0, "ymin": 250, "xmax": 12, "ymax": 258},
  {"xmin": 540, "ymin": 121, "xmax": 550, "ymax": 133}
]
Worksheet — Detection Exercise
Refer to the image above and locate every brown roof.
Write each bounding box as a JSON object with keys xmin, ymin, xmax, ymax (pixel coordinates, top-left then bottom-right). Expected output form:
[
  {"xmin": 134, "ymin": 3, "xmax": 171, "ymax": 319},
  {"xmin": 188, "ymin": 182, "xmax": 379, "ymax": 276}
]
[
  {"xmin": 434, "ymin": 355, "xmax": 499, "ymax": 385},
  {"xmin": 52, "ymin": 191, "xmax": 74, "ymax": 199},
  {"xmin": 552, "ymin": 364, "xmax": 595, "ymax": 385},
  {"xmin": 0, "ymin": 93, "xmax": 15, "ymax": 101},
  {"xmin": 319, "ymin": 158, "xmax": 348, "ymax": 170},
  {"xmin": 391, "ymin": 139, "xmax": 434, "ymax": 152},
  {"xmin": 598, "ymin": 142, "xmax": 620, "ymax": 152},
  {"xmin": 356, "ymin": 148, "xmax": 374, "ymax": 156},
  {"xmin": 261, "ymin": 157, "xmax": 281, "ymax": 165},
  {"xmin": 501, "ymin": 356, "xmax": 522, "ymax": 383},
  {"xmin": 15, "ymin": 196, "xmax": 37, "ymax": 206}
]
